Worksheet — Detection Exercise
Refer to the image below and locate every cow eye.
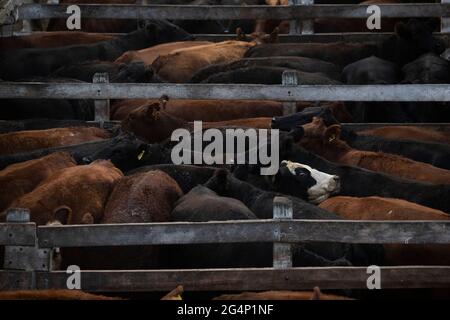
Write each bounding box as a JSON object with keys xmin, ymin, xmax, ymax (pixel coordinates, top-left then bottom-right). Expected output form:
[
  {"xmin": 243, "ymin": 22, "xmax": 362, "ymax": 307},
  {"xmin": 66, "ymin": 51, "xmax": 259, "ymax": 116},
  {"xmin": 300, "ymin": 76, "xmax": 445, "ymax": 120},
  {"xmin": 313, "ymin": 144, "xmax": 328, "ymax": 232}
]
[{"xmin": 295, "ymin": 168, "xmax": 310, "ymax": 177}]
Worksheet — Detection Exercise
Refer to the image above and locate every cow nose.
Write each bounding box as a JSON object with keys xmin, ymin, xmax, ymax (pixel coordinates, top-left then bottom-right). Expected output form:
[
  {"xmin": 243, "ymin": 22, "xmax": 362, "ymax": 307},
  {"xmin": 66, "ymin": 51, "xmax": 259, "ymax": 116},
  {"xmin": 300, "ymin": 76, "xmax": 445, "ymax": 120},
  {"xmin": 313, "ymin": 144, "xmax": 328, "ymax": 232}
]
[
  {"xmin": 82, "ymin": 157, "xmax": 92, "ymax": 164},
  {"xmin": 331, "ymin": 176, "xmax": 341, "ymax": 192}
]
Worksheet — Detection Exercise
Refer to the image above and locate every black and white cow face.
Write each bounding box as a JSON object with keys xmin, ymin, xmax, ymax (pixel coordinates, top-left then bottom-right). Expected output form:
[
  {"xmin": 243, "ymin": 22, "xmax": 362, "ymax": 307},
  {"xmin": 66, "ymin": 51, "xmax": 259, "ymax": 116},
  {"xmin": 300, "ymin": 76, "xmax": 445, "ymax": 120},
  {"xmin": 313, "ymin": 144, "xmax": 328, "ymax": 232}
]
[{"xmin": 275, "ymin": 160, "xmax": 340, "ymax": 204}]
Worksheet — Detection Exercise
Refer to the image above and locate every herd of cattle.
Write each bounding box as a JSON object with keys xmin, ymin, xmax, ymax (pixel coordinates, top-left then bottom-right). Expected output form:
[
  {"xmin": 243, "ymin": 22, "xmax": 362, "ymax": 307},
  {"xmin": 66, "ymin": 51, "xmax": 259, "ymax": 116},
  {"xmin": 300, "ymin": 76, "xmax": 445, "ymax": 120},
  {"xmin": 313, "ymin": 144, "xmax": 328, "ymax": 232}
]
[{"xmin": 0, "ymin": 0, "xmax": 450, "ymax": 299}]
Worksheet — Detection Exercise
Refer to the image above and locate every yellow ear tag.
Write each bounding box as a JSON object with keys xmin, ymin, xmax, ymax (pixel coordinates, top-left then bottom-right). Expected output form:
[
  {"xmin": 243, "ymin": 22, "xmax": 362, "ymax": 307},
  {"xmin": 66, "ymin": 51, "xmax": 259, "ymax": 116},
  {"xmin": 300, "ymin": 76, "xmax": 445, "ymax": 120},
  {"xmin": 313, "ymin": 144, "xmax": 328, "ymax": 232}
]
[{"xmin": 137, "ymin": 150, "xmax": 145, "ymax": 160}]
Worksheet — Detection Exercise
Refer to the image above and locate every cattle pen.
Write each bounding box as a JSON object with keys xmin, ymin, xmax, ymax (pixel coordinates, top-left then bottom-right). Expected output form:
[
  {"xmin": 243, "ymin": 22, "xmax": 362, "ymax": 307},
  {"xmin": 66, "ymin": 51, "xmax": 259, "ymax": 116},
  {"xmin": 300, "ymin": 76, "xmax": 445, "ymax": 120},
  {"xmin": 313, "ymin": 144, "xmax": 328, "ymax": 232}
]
[{"xmin": 1, "ymin": 0, "xmax": 450, "ymax": 297}]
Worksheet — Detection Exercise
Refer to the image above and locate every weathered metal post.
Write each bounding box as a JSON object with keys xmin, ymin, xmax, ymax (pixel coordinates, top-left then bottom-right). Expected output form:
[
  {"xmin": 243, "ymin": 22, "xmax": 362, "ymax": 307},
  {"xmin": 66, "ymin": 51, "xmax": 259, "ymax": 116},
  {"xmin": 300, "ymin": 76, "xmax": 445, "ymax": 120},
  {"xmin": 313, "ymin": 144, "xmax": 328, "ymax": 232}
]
[
  {"xmin": 273, "ymin": 197, "xmax": 293, "ymax": 269},
  {"xmin": 3, "ymin": 208, "xmax": 51, "ymax": 289},
  {"xmin": 300, "ymin": 0, "xmax": 314, "ymax": 34},
  {"xmin": 93, "ymin": 73, "xmax": 110, "ymax": 127},
  {"xmin": 289, "ymin": 0, "xmax": 314, "ymax": 35},
  {"xmin": 282, "ymin": 70, "xmax": 298, "ymax": 115},
  {"xmin": 442, "ymin": 0, "xmax": 450, "ymax": 33}
]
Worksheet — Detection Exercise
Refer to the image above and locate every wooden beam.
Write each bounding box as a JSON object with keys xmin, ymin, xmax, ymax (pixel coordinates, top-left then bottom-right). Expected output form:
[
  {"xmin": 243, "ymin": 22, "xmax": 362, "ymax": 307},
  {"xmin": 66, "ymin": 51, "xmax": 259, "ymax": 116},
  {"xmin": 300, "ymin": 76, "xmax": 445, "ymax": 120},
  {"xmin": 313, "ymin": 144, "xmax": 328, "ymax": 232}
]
[
  {"xmin": 33, "ymin": 266, "xmax": 450, "ymax": 291},
  {"xmin": 37, "ymin": 220, "xmax": 450, "ymax": 248},
  {"xmin": 1, "ymin": 83, "xmax": 450, "ymax": 102},
  {"xmin": 17, "ymin": 4, "xmax": 450, "ymax": 20}
]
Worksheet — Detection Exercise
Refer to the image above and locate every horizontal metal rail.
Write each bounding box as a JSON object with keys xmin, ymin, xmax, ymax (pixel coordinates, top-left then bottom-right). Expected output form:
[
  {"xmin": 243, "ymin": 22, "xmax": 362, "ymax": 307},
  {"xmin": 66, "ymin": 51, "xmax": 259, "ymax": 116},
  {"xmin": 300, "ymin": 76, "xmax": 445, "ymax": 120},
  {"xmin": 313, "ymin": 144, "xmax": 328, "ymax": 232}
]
[
  {"xmin": 1, "ymin": 82, "xmax": 450, "ymax": 102},
  {"xmin": 35, "ymin": 220, "xmax": 450, "ymax": 248},
  {"xmin": 0, "ymin": 222, "xmax": 35, "ymax": 246},
  {"xmin": 2, "ymin": 266, "xmax": 450, "ymax": 291},
  {"xmin": 16, "ymin": 4, "xmax": 450, "ymax": 20},
  {"xmin": 4, "ymin": 32, "xmax": 450, "ymax": 45}
]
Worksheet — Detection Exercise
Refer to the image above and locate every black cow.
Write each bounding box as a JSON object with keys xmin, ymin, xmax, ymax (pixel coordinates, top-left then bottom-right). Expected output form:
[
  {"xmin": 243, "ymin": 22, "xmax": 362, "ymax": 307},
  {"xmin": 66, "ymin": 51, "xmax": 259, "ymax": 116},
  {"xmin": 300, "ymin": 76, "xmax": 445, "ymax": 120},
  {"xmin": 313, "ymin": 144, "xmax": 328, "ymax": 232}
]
[
  {"xmin": 165, "ymin": 184, "xmax": 355, "ymax": 270},
  {"xmin": 341, "ymin": 56, "xmax": 401, "ymax": 122},
  {"xmin": 130, "ymin": 162, "xmax": 340, "ymax": 204},
  {"xmin": 201, "ymin": 66, "xmax": 342, "ymax": 85},
  {"xmin": 190, "ymin": 56, "xmax": 342, "ymax": 83},
  {"xmin": 204, "ymin": 169, "xmax": 385, "ymax": 267},
  {"xmin": 0, "ymin": 20, "xmax": 192, "ymax": 80},
  {"xmin": 52, "ymin": 61, "xmax": 161, "ymax": 83},
  {"xmin": 402, "ymin": 53, "xmax": 450, "ymax": 84},
  {"xmin": 397, "ymin": 53, "xmax": 450, "ymax": 123},
  {"xmin": 0, "ymin": 133, "xmax": 151, "ymax": 172}
]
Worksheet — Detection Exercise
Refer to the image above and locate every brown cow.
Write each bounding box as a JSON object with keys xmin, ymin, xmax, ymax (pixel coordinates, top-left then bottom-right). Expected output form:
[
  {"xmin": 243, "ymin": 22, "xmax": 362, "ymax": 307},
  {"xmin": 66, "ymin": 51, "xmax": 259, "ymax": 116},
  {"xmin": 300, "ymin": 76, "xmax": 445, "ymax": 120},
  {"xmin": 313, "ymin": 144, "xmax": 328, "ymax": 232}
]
[
  {"xmin": 71, "ymin": 170, "xmax": 183, "ymax": 270},
  {"xmin": 0, "ymin": 152, "xmax": 76, "ymax": 212},
  {"xmin": 103, "ymin": 170, "xmax": 182, "ymax": 224},
  {"xmin": 319, "ymin": 196, "xmax": 450, "ymax": 220},
  {"xmin": 7, "ymin": 160, "xmax": 123, "ymax": 225},
  {"xmin": 214, "ymin": 287, "xmax": 352, "ymax": 300},
  {"xmin": 114, "ymin": 41, "xmax": 213, "ymax": 66},
  {"xmin": 359, "ymin": 126, "xmax": 450, "ymax": 145},
  {"xmin": 0, "ymin": 127, "xmax": 110, "ymax": 156},
  {"xmin": 319, "ymin": 196, "xmax": 450, "ymax": 266},
  {"xmin": 0, "ymin": 32, "xmax": 115, "ymax": 51},
  {"xmin": 299, "ymin": 117, "xmax": 450, "ymax": 185},
  {"xmin": 111, "ymin": 98, "xmax": 282, "ymax": 121},
  {"xmin": 122, "ymin": 99, "xmax": 272, "ymax": 143},
  {"xmin": 0, "ymin": 290, "xmax": 123, "ymax": 300},
  {"xmin": 152, "ymin": 41, "xmax": 256, "ymax": 83}
]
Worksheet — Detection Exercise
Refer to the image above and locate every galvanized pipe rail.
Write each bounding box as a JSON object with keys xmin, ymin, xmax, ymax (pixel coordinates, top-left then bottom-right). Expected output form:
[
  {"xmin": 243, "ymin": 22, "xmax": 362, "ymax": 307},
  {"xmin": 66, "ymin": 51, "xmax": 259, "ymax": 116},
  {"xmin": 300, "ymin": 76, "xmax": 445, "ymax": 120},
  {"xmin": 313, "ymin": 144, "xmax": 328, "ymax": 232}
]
[
  {"xmin": 14, "ymin": 3, "xmax": 450, "ymax": 20},
  {"xmin": 1, "ymin": 82, "xmax": 449, "ymax": 102},
  {"xmin": 1, "ymin": 198, "xmax": 450, "ymax": 292}
]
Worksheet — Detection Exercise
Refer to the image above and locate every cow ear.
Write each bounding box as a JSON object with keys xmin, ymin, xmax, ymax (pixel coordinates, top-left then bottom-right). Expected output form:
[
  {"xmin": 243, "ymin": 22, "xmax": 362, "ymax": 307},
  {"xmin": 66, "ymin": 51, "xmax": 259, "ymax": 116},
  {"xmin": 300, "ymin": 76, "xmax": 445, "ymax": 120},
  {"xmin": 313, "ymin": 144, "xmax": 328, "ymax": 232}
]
[
  {"xmin": 269, "ymin": 27, "xmax": 279, "ymax": 43},
  {"xmin": 81, "ymin": 213, "xmax": 95, "ymax": 224},
  {"xmin": 395, "ymin": 22, "xmax": 411, "ymax": 39},
  {"xmin": 236, "ymin": 27, "xmax": 246, "ymax": 41},
  {"xmin": 159, "ymin": 95, "xmax": 169, "ymax": 109},
  {"xmin": 311, "ymin": 287, "xmax": 322, "ymax": 300},
  {"xmin": 53, "ymin": 206, "xmax": 72, "ymax": 225},
  {"xmin": 324, "ymin": 125, "xmax": 341, "ymax": 143}
]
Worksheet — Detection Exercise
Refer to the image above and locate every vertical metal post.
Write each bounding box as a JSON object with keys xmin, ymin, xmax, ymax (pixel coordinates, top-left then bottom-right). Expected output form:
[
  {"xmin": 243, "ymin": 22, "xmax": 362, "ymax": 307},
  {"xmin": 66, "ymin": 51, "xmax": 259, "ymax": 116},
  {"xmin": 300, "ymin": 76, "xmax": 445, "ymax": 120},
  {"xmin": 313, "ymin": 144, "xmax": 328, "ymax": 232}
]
[
  {"xmin": 442, "ymin": 0, "xmax": 450, "ymax": 33},
  {"xmin": 289, "ymin": 0, "xmax": 314, "ymax": 35},
  {"xmin": 93, "ymin": 73, "xmax": 110, "ymax": 127},
  {"xmin": 273, "ymin": 197, "xmax": 293, "ymax": 269},
  {"xmin": 4, "ymin": 208, "xmax": 51, "ymax": 278},
  {"xmin": 300, "ymin": 0, "xmax": 314, "ymax": 35},
  {"xmin": 282, "ymin": 70, "xmax": 298, "ymax": 115},
  {"xmin": 289, "ymin": 0, "xmax": 301, "ymax": 35}
]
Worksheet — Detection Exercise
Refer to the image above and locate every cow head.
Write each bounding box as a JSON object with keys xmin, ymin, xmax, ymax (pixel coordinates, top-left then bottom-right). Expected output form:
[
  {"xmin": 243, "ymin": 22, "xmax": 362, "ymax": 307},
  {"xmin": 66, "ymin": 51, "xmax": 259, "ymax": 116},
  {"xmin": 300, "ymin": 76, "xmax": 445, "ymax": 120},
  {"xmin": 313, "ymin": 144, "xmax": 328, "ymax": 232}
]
[
  {"xmin": 380, "ymin": 19, "xmax": 446, "ymax": 66},
  {"xmin": 236, "ymin": 27, "xmax": 279, "ymax": 44},
  {"xmin": 274, "ymin": 160, "xmax": 340, "ymax": 204},
  {"xmin": 112, "ymin": 62, "xmax": 160, "ymax": 83},
  {"xmin": 272, "ymin": 107, "xmax": 338, "ymax": 131},
  {"xmin": 81, "ymin": 133, "xmax": 149, "ymax": 172},
  {"xmin": 122, "ymin": 96, "xmax": 181, "ymax": 143},
  {"xmin": 299, "ymin": 117, "xmax": 343, "ymax": 158}
]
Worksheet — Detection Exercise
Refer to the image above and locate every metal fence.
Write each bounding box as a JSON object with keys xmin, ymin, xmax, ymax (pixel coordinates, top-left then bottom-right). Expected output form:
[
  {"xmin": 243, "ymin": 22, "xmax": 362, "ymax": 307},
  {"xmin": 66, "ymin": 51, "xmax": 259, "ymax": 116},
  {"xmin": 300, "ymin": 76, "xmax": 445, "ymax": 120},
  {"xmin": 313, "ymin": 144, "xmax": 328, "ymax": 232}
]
[{"xmin": 2, "ymin": 197, "xmax": 450, "ymax": 292}]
